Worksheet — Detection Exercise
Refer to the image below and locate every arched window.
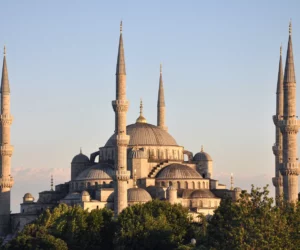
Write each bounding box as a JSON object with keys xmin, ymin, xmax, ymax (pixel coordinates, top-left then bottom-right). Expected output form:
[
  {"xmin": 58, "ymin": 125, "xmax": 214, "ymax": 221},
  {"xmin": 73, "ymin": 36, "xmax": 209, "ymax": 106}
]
[
  {"xmin": 162, "ymin": 181, "xmax": 166, "ymax": 187},
  {"xmin": 165, "ymin": 149, "xmax": 168, "ymax": 159},
  {"xmin": 189, "ymin": 200, "xmax": 193, "ymax": 208},
  {"xmin": 199, "ymin": 200, "xmax": 203, "ymax": 208},
  {"xmin": 185, "ymin": 181, "xmax": 188, "ymax": 189},
  {"xmin": 203, "ymin": 181, "xmax": 205, "ymax": 189},
  {"xmin": 95, "ymin": 182, "xmax": 98, "ymax": 188},
  {"xmin": 192, "ymin": 181, "xmax": 195, "ymax": 189},
  {"xmin": 87, "ymin": 182, "xmax": 91, "ymax": 188},
  {"xmin": 198, "ymin": 182, "xmax": 201, "ymax": 189},
  {"xmin": 169, "ymin": 181, "xmax": 172, "ymax": 187},
  {"xmin": 177, "ymin": 181, "xmax": 181, "ymax": 189}
]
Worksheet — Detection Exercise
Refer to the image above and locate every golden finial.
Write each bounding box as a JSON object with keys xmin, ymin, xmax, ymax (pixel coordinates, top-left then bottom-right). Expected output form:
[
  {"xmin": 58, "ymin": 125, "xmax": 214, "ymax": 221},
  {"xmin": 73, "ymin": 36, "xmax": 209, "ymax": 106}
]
[
  {"xmin": 51, "ymin": 175, "xmax": 54, "ymax": 191},
  {"xmin": 136, "ymin": 98, "xmax": 147, "ymax": 123},
  {"xmin": 230, "ymin": 173, "xmax": 234, "ymax": 190},
  {"xmin": 289, "ymin": 19, "xmax": 292, "ymax": 35},
  {"xmin": 3, "ymin": 45, "xmax": 6, "ymax": 56},
  {"xmin": 201, "ymin": 145, "xmax": 204, "ymax": 152},
  {"xmin": 280, "ymin": 44, "xmax": 282, "ymax": 56},
  {"xmin": 120, "ymin": 20, "xmax": 123, "ymax": 34},
  {"xmin": 160, "ymin": 63, "xmax": 162, "ymax": 74},
  {"xmin": 133, "ymin": 169, "xmax": 137, "ymax": 188}
]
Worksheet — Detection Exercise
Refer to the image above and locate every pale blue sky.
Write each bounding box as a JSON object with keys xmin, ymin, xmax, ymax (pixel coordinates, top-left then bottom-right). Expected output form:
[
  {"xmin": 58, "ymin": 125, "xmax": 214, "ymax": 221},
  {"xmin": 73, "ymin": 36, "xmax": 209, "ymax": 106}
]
[{"xmin": 0, "ymin": 1, "xmax": 299, "ymax": 212}]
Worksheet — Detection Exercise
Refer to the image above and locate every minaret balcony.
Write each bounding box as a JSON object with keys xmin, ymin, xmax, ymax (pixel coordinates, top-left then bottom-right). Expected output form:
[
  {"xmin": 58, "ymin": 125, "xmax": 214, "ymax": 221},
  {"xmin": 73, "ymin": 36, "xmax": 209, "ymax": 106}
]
[
  {"xmin": 0, "ymin": 176, "xmax": 14, "ymax": 189},
  {"xmin": 0, "ymin": 114, "xmax": 13, "ymax": 126},
  {"xmin": 273, "ymin": 115, "xmax": 279, "ymax": 126},
  {"xmin": 272, "ymin": 176, "xmax": 283, "ymax": 187},
  {"xmin": 278, "ymin": 119, "xmax": 300, "ymax": 133},
  {"xmin": 272, "ymin": 144, "xmax": 282, "ymax": 156},
  {"xmin": 114, "ymin": 170, "xmax": 130, "ymax": 181},
  {"xmin": 0, "ymin": 145, "xmax": 13, "ymax": 156},
  {"xmin": 112, "ymin": 100, "xmax": 129, "ymax": 112},
  {"xmin": 279, "ymin": 162, "xmax": 300, "ymax": 176}
]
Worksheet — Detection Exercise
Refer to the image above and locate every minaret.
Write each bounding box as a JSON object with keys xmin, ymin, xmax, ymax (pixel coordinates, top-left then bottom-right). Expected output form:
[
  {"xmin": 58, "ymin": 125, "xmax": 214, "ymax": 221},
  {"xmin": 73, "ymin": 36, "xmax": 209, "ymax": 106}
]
[
  {"xmin": 0, "ymin": 46, "xmax": 14, "ymax": 235},
  {"xmin": 272, "ymin": 45, "xmax": 284, "ymax": 201},
  {"xmin": 279, "ymin": 22, "xmax": 300, "ymax": 202},
  {"xmin": 112, "ymin": 22, "xmax": 130, "ymax": 216},
  {"xmin": 157, "ymin": 64, "xmax": 167, "ymax": 131}
]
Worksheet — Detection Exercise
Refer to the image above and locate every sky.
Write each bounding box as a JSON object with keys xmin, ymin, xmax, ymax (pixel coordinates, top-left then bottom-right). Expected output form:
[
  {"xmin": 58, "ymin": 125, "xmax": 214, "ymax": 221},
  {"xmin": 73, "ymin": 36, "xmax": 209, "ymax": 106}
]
[{"xmin": 0, "ymin": 1, "xmax": 300, "ymax": 212}]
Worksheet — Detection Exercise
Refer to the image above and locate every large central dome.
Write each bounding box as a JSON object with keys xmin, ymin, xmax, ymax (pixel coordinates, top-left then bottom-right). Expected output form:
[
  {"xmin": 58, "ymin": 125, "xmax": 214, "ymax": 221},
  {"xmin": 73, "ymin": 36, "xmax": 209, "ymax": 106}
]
[{"xmin": 105, "ymin": 123, "xmax": 178, "ymax": 147}]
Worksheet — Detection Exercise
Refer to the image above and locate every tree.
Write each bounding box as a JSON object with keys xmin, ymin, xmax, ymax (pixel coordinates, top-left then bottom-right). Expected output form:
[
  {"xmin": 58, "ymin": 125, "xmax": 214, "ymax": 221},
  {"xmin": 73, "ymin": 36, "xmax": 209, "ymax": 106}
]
[
  {"xmin": 114, "ymin": 199, "xmax": 193, "ymax": 250},
  {"xmin": 206, "ymin": 185, "xmax": 293, "ymax": 250}
]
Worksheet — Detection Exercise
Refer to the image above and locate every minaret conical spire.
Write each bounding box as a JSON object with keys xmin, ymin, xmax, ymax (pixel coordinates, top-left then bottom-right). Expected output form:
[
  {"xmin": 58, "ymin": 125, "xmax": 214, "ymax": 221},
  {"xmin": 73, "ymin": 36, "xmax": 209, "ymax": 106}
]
[
  {"xmin": 283, "ymin": 21, "xmax": 296, "ymax": 91},
  {"xmin": 1, "ymin": 46, "xmax": 10, "ymax": 94},
  {"xmin": 116, "ymin": 21, "xmax": 126, "ymax": 76},
  {"xmin": 157, "ymin": 63, "xmax": 167, "ymax": 131}
]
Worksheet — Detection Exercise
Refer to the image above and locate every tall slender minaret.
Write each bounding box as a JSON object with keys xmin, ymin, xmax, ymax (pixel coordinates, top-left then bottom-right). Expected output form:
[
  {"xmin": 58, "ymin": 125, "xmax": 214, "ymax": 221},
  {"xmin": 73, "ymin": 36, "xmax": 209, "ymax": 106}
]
[
  {"xmin": 157, "ymin": 64, "xmax": 167, "ymax": 131},
  {"xmin": 272, "ymin": 45, "xmax": 284, "ymax": 201},
  {"xmin": 0, "ymin": 46, "xmax": 14, "ymax": 235},
  {"xmin": 112, "ymin": 22, "xmax": 130, "ymax": 216},
  {"xmin": 279, "ymin": 22, "xmax": 300, "ymax": 202}
]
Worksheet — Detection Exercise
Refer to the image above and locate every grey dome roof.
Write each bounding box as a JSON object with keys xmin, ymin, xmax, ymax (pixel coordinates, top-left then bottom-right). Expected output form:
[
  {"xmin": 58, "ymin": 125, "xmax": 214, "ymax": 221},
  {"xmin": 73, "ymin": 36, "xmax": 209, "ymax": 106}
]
[
  {"xmin": 23, "ymin": 193, "xmax": 34, "ymax": 199},
  {"xmin": 129, "ymin": 148, "xmax": 148, "ymax": 159},
  {"xmin": 76, "ymin": 163, "xmax": 114, "ymax": 181},
  {"xmin": 156, "ymin": 164, "xmax": 202, "ymax": 179},
  {"xmin": 105, "ymin": 123, "xmax": 178, "ymax": 147},
  {"xmin": 193, "ymin": 151, "xmax": 212, "ymax": 161},
  {"xmin": 63, "ymin": 192, "xmax": 81, "ymax": 200},
  {"xmin": 72, "ymin": 152, "xmax": 90, "ymax": 164},
  {"xmin": 191, "ymin": 190, "xmax": 216, "ymax": 199},
  {"xmin": 127, "ymin": 187, "xmax": 152, "ymax": 202}
]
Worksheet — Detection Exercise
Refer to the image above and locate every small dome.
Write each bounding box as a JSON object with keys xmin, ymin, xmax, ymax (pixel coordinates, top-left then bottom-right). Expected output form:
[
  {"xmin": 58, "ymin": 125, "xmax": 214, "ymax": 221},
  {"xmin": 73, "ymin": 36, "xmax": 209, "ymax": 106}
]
[
  {"xmin": 156, "ymin": 164, "xmax": 202, "ymax": 179},
  {"xmin": 23, "ymin": 193, "xmax": 34, "ymax": 199},
  {"xmin": 193, "ymin": 147, "xmax": 212, "ymax": 161},
  {"xmin": 63, "ymin": 192, "xmax": 81, "ymax": 200},
  {"xmin": 72, "ymin": 151, "xmax": 90, "ymax": 164},
  {"xmin": 191, "ymin": 190, "xmax": 216, "ymax": 199},
  {"xmin": 127, "ymin": 187, "xmax": 152, "ymax": 202},
  {"xmin": 81, "ymin": 191, "xmax": 90, "ymax": 196},
  {"xmin": 129, "ymin": 148, "xmax": 148, "ymax": 159},
  {"xmin": 76, "ymin": 163, "xmax": 114, "ymax": 181}
]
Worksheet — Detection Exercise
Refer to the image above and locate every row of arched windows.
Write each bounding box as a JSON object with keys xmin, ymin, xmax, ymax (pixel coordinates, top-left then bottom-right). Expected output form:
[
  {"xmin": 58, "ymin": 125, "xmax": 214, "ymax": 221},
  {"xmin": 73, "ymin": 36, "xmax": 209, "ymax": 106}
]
[
  {"xmin": 70, "ymin": 181, "xmax": 113, "ymax": 191},
  {"xmin": 158, "ymin": 181, "xmax": 209, "ymax": 189},
  {"xmin": 189, "ymin": 200, "xmax": 218, "ymax": 208}
]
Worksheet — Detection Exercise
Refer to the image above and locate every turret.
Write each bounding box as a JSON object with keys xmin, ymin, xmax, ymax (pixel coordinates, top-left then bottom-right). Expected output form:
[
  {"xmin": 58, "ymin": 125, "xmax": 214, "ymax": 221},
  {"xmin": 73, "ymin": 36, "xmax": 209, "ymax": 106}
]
[
  {"xmin": 272, "ymin": 46, "xmax": 284, "ymax": 201},
  {"xmin": 112, "ymin": 22, "xmax": 130, "ymax": 215},
  {"xmin": 157, "ymin": 64, "xmax": 167, "ymax": 131},
  {"xmin": 279, "ymin": 21, "xmax": 300, "ymax": 202},
  {"xmin": 0, "ymin": 46, "xmax": 14, "ymax": 235}
]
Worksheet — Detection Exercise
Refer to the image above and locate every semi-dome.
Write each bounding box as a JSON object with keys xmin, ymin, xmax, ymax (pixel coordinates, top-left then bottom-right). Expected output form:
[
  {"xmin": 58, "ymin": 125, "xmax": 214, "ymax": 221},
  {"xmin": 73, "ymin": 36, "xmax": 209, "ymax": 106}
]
[
  {"xmin": 72, "ymin": 151, "xmax": 90, "ymax": 164},
  {"xmin": 191, "ymin": 190, "xmax": 216, "ymax": 199},
  {"xmin": 129, "ymin": 148, "xmax": 148, "ymax": 159},
  {"xmin": 193, "ymin": 147, "xmax": 212, "ymax": 161},
  {"xmin": 127, "ymin": 187, "xmax": 152, "ymax": 202},
  {"xmin": 63, "ymin": 192, "xmax": 81, "ymax": 200},
  {"xmin": 76, "ymin": 163, "xmax": 114, "ymax": 181},
  {"xmin": 156, "ymin": 164, "xmax": 202, "ymax": 179},
  {"xmin": 105, "ymin": 123, "xmax": 178, "ymax": 147}
]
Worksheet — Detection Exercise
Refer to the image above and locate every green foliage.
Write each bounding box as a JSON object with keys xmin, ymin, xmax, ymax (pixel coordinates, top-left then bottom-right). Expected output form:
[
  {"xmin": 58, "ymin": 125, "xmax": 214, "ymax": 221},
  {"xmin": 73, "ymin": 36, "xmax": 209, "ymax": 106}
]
[
  {"xmin": 114, "ymin": 199, "xmax": 193, "ymax": 250},
  {"xmin": 4, "ymin": 189, "xmax": 300, "ymax": 250},
  {"xmin": 204, "ymin": 185, "xmax": 300, "ymax": 250}
]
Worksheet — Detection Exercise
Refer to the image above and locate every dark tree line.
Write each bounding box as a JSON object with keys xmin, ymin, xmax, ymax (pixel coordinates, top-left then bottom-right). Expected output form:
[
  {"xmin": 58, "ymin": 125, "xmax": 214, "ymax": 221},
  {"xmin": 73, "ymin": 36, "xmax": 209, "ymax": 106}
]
[{"xmin": 2, "ymin": 186, "xmax": 300, "ymax": 250}]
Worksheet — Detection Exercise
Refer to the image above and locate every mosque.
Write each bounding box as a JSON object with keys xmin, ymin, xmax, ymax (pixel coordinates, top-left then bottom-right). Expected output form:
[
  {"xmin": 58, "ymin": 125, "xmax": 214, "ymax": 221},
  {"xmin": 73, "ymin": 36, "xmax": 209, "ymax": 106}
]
[{"xmin": 1, "ymin": 22, "xmax": 252, "ymax": 235}]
